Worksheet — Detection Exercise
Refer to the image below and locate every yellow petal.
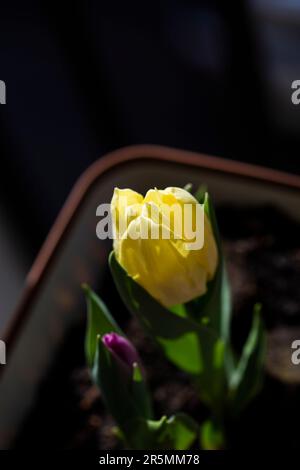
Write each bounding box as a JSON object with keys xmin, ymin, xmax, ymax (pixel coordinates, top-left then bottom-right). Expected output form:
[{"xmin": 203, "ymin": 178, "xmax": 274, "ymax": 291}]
[{"xmin": 111, "ymin": 188, "xmax": 143, "ymax": 254}]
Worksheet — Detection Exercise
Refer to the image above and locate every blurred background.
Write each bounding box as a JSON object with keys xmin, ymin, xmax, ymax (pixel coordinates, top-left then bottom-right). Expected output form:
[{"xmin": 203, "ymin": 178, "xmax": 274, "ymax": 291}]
[{"xmin": 0, "ymin": 0, "xmax": 300, "ymax": 328}]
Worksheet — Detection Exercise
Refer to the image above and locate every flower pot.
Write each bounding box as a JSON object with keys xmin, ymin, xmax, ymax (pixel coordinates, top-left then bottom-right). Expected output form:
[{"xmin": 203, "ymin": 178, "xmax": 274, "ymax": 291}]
[{"xmin": 1, "ymin": 145, "xmax": 300, "ymax": 449}]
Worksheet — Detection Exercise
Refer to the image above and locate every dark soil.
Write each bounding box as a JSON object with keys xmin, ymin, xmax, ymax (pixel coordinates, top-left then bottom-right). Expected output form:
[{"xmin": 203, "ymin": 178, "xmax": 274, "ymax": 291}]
[{"xmin": 13, "ymin": 205, "xmax": 300, "ymax": 448}]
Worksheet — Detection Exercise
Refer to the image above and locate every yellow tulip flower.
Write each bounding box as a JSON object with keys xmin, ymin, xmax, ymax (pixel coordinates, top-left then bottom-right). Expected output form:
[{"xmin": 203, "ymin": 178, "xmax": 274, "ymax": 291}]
[{"xmin": 111, "ymin": 187, "xmax": 218, "ymax": 308}]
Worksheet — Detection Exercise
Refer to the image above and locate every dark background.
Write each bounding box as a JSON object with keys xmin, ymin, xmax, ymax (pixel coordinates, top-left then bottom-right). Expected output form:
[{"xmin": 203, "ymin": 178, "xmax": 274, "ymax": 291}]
[{"xmin": 0, "ymin": 0, "xmax": 300, "ymax": 322}]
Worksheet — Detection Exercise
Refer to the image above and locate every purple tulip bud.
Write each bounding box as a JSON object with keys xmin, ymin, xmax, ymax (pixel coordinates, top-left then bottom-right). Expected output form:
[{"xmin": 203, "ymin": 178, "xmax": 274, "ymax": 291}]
[{"xmin": 102, "ymin": 332, "xmax": 141, "ymax": 370}]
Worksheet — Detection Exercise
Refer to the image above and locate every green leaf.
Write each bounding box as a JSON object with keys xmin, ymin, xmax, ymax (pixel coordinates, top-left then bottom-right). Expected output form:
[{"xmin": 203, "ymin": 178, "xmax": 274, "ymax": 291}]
[
  {"xmin": 200, "ymin": 419, "xmax": 225, "ymax": 450},
  {"xmin": 205, "ymin": 192, "xmax": 232, "ymax": 340},
  {"xmin": 187, "ymin": 192, "xmax": 233, "ymax": 387},
  {"xmin": 82, "ymin": 284, "xmax": 122, "ymax": 368},
  {"xmin": 159, "ymin": 333, "xmax": 203, "ymax": 375},
  {"xmin": 188, "ymin": 192, "xmax": 232, "ymax": 342},
  {"xmin": 132, "ymin": 363, "xmax": 153, "ymax": 421},
  {"xmin": 164, "ymin": 413, "xmax": 199, "ymax": 450},
  {"xmin": 194, "ymin": 184, "xmax": 207, "ymax": 203},
  {"xmin": 228, "ymin": 304, "xmax": 266, "ymax": 414},
  {"xmin": 141, "ymin": 413, "xmax": 198, "ymax": 450}
]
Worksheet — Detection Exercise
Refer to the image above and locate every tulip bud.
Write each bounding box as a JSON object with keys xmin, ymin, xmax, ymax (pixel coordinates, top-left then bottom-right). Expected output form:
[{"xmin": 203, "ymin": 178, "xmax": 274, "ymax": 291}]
[
  {"xmin": 111, "ymin": 187, "xmax": 218, "ymax": 308},
  {"xmin": 102, "ymin": 332, "xmax": 141, "ymax": 371}
]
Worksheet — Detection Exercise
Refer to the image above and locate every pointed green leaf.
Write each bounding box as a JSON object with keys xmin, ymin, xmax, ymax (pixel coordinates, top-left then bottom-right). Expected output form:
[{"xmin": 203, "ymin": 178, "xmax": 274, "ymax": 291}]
[
  {"xmin": 187, "ymin": 192, "xmax": 232, "ymax": 342},
  {"xmin": 229, "ymin": 304, "xmax": 266, "ymax": 413},
  {"xmin": 83, "ymin": 284, "xmax": 122, "ymax": 367}
]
